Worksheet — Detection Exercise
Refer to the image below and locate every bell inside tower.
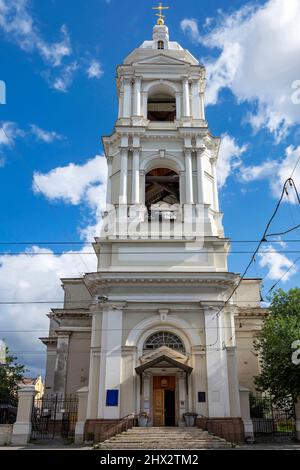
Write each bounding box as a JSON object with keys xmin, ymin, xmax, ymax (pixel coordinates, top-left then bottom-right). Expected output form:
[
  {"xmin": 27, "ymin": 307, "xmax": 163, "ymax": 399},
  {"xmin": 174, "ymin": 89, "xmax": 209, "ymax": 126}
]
[{"xmin": 145, "ymin": 168, "xmax": 180, "ymax": 220}]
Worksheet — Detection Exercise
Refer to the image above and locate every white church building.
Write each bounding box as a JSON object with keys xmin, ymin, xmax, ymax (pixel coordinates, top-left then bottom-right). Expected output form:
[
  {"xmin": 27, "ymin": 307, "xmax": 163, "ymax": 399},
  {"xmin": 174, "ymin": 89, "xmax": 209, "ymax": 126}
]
[{"xmin": 42, "ymin": 16, "xmax": 265, "ymax": 442}]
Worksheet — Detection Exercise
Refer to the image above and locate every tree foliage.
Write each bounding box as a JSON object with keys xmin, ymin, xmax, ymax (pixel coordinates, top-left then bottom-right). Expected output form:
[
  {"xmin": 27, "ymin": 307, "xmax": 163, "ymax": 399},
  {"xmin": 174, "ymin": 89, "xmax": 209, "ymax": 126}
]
[
  {"xmin": 0, "ymin": 348, "xmax": 26, "ymax": 406},
  {"xmin": 254, "ymin": 288, "xmax": 300, "ymax": 405}
]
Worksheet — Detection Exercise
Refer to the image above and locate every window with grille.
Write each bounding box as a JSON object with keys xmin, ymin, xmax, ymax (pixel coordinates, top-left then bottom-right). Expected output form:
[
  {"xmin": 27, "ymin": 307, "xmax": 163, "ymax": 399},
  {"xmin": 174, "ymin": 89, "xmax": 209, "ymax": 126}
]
[
  {"xmin": 157, "ymin": 41, "xmax": 164, "ymax": 50},
  {"xmin": 143, "ymin": 331, "xmax": 185, "ymax": 352}
]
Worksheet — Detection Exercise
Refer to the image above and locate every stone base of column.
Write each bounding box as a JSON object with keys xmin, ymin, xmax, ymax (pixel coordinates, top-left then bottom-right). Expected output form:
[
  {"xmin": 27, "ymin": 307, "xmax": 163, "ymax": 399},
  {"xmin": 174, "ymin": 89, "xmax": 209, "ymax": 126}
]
[
  {"xmin": 131, "ymin": 116, "xmax": 145, "ymax": 126},
  {"xmin": 196, "ymin": 417, "xmax": 244, "ymax": 444},
  {"xmin": 11, "ymin": 422, "xmax": 31, "ymax": 446}
]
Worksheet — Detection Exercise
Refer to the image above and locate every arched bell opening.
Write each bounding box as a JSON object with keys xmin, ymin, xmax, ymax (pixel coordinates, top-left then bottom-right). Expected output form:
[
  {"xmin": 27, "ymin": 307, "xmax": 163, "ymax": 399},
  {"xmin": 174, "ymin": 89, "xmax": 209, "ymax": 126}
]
[
  {"xmin": 145, "ymin": 167, "xmax": 180, "ymax": 220},
  {"xmin": 147, "ymin": 84, "xmax": 176, "ymax": 122}
]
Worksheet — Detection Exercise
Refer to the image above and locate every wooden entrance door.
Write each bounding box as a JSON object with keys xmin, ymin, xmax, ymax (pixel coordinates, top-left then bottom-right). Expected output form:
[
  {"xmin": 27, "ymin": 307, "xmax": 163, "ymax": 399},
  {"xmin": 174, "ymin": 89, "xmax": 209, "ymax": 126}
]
[
  {"xmin": 153, "ymin": 389, "xmax": 165, "ymax": 427},
  {"xmin": 153, "ymin": 376, "xmax": 176, "ymax": 427}
]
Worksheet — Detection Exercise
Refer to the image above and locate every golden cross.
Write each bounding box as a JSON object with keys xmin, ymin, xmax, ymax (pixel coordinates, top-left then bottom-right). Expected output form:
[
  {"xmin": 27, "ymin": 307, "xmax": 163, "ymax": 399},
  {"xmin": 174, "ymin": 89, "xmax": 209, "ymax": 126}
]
[{"xmin": 152, "ymin": 2, "xmax": 169, "ymax": 25}]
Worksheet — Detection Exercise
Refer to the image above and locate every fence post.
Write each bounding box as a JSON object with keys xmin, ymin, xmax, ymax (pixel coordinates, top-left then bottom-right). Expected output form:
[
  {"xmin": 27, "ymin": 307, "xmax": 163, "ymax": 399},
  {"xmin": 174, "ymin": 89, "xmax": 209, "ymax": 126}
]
[
  {"xmin": 74, "ymin": 387, "xmax": 88, "ymax": 444},
  {"xmin": 11, "ymin": 385, "xmax": 36, "ymax": 446},
  {"xmin": 296, "ymin": 398, "xmax": 300, "ymax": 442},
  {"xmin": 239, "ymin": 387, "xmax": 254, "ymax": 443}
]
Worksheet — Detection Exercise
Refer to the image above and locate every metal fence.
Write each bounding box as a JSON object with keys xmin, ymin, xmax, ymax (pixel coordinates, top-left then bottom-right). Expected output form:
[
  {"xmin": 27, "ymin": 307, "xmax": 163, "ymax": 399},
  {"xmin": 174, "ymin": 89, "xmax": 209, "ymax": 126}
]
[
  {"xmin": 0, "ymin": 400, "xmax": 17, "ymax": 424},
  {"xmin": 250, "ymin": 394, "xmax": 296, "ymax": 443},
  {"xmin": 31, "ymin": 395, "xmax": 78, "ymax": 440}
]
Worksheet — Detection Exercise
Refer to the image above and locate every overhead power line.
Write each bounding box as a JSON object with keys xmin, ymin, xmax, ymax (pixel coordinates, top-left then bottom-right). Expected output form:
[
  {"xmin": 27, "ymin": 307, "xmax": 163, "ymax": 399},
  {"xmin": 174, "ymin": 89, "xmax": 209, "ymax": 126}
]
[{"xmin": 1, "ymin": 249, "xmax": 300, "ymax": 255}]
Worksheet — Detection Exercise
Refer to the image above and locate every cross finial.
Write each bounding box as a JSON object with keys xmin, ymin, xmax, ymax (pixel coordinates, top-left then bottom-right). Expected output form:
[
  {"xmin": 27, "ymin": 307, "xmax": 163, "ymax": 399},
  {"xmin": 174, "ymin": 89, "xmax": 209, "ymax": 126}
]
[{"xmin": 152, "ymin": 2, "xmax": 169, "ymax": 26}]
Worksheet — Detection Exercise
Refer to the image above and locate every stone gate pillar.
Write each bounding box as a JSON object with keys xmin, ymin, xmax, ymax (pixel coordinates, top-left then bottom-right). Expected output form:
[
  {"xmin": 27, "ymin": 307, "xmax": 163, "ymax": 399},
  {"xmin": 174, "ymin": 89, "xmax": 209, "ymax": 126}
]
[
  {"xmin": 12, "ymin": 385, "xmax": 36, "ymax": 446},
  {"xmin": 239, "ymin": 387, "xmax": 254, "ymax": 443},
  {"xmin": 74, "ymin": 387, "xmax": 89, "ymax": 444}
]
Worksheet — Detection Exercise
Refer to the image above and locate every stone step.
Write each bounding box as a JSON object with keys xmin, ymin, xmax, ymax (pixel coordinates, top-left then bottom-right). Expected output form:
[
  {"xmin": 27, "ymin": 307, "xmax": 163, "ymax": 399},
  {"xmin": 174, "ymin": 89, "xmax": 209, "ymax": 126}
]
[
  {"xmin": 95, "ymin": 427, "xmax": 234, "ymax": 450},
  {"xmin": 99, "ymin": 443, "xmax": 232, "ymax": 450}
]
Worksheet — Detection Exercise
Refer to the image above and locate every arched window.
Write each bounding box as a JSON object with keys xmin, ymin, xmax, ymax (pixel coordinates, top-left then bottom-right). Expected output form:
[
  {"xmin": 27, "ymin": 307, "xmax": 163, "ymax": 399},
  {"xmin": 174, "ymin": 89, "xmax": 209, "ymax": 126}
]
[
  {"xmin": 143, "ymin": 331, "xmax": 185, "ymax": 353},
  {"xmin": 157, "ymin": 40, "xmax": 164, "ymax": 50},
  {"xmin": 145, "ymin": 168, "xmax": 180, "ymax": 219},
  {"xmin": 147, "ymin": 92, "xmax": 176, "ymax": 122}
]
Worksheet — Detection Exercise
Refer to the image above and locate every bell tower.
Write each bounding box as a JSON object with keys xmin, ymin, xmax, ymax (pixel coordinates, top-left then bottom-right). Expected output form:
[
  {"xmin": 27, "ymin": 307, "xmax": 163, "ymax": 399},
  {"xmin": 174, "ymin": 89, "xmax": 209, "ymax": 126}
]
[
  {"xmin": 97, "ymin": 16, "xmax": 229, "ymax": 273},
  {"xmin": 83, "ymin": 10, "xmax": 241, "ymax": 426}
]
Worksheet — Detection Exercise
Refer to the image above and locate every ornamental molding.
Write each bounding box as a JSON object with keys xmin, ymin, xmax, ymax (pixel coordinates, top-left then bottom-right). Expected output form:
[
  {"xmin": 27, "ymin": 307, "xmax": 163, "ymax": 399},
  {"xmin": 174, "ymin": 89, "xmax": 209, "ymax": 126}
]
[
  {"xmin": 236, "ymin": 307, "xmax": 268, "ymax": 318},
  {"xmin": 83, "ymin": 272, "xmax": 239, "ymax": 296}
]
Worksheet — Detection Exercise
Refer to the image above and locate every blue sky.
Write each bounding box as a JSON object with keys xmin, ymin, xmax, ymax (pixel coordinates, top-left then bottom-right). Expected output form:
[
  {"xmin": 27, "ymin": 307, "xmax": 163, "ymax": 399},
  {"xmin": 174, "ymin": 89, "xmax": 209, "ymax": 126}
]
[{"xmin": 0, "ymin": 0, "xmax": 300, "ymax": 376}]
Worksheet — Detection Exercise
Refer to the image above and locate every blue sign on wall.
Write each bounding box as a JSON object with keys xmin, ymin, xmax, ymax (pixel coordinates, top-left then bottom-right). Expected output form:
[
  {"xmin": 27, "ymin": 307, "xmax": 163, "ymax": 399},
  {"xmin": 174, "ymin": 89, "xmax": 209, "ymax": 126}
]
[{"xmin": 106, "ymin": 389, "xmax": 119, "ymax": 406}]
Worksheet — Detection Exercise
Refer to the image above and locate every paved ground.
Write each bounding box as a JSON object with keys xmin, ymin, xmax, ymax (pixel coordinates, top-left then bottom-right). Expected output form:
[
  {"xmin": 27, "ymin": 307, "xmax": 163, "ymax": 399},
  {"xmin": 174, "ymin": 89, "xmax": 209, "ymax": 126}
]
[{"xmin": 1, "ymin": 443, "xmax": 300, "ymax": 451}]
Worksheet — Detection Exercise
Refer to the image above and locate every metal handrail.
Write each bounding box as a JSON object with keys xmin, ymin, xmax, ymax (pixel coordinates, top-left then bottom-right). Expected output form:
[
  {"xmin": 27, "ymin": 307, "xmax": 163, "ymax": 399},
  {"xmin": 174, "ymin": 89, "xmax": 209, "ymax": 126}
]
[{"xmin": 101, "ymin": 413, "xmax": 137, "ymax": 442}]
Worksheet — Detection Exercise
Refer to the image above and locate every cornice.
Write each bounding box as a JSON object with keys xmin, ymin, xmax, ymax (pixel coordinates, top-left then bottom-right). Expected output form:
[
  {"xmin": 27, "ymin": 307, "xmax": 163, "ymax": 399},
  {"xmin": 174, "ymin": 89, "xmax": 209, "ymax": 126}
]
[
  {"xmin": 83, "ymin": 271, "xmax": 239, "ymax": 296},
  {"xmin": 40, "ymin": 336, "xmax": 57, "ymax": 346},
  {"xmin": 236, "ymin": 307, "xmax": 268, "ymax": 318}
]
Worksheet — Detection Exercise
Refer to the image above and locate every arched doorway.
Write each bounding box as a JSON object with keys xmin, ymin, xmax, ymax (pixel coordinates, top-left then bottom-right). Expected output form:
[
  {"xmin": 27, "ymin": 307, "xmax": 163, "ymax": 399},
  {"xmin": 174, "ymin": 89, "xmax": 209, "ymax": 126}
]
[{"xmin": 136, "ymin": 332, "xmax": 192, "ymax": 427}]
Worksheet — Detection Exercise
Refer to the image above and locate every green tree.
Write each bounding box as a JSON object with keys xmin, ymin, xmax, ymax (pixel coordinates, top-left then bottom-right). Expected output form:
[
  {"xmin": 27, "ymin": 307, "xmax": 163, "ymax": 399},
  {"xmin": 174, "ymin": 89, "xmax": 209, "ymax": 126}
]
[
  {"xmin": 254, "ymin": 288, "xmax": 300, "ymax": 406},
  {"xmin": 0, "ymin": 348, "xmax": 26, "ymax": 405}
]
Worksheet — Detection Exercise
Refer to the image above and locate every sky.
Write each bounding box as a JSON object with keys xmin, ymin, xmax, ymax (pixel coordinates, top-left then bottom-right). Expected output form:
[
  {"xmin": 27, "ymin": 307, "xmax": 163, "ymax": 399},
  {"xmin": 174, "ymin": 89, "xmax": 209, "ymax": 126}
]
[{"xmin": 0, "ymin": 0, "xmax": 300, "ymax": 377}]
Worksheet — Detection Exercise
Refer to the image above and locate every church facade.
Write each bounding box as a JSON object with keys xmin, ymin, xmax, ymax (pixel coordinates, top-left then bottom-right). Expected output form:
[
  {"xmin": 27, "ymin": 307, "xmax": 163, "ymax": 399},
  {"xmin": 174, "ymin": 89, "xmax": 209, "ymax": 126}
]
[{"xmin": 41, "ymin": 19, "xmax": 265, "ymax": 439}]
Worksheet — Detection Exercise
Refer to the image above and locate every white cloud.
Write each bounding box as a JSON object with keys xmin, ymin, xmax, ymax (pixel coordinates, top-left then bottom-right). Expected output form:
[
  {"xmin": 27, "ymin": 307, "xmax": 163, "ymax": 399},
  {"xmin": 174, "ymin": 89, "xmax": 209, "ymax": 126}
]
[
  {"xmin": 0, "ymin": 121, "xmax": 24, "ymax": 165},
  {"xmin": 181, "ymin": 0, "xmax": 300, "ymax": 139},
  {"xmin": 0, "ymin": 121, "xmax": 24, "ymax": 147},
  {"xmin": 0, "ymin": 1, "xmax": 72, "ymax": 67},
  {"xmin": 217, "ymin": 134, "xmax": 247, "ymax": 188},
  {"xmin": 2, "ymin": 154, "xmax": 108, "ymax": 374},
  {"xmin": 30, "ymin": 124, "xmax": 63, "ymax": 143},
  {"xmin": 33, "ymin": 154, "xmax": 107, "ymax": 205},
  {"xmin": 240, "ymin": 145, "xmax": 300, "ymax": 203},
  {"xmin": 259, "ymin": 244, "xmax": 298, "ymax": 281},
  {"xmin": 51, "ymin": 61, "xmax": 79, "ymax": 93},
  {"xmin": 0, "ymin": 246, "xmax": 96, "ymax": 376},
  {"xmin": 87, "ymin": 60, "xmax": 103, "ymax": 79},
  {"xmin": 0, "ymin": 1, "xmax": 104, "ymax": 91},
  {"xmin": 0, "ymin": 121, "xmax": 64, "ymax": 167}
]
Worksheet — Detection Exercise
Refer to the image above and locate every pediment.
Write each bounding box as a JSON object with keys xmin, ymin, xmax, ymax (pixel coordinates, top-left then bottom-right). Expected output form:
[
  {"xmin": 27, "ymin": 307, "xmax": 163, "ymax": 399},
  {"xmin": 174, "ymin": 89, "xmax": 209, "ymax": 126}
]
[
  {"xmin": 134, "ymin": 54, "xmax": 188, "ymax": 66},
  {"xmin": 135, "ymin": 353, "xmax": 193, "ymax": 375},
  {"xmin": 139, "ymin": 346, "xmax": 189, "ymax": 365}
]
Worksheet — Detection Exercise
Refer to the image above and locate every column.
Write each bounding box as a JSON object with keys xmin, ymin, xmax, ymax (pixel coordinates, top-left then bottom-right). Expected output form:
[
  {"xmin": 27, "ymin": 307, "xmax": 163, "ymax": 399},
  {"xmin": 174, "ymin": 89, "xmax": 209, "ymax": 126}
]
[
  {"xmin": 175, "ymin": 92, "xmax": 182, "ymax": 120},
  {"xmin": 132, "ymin": 148, "xmax": 140, "ymax": 204},
  {"xmin": 142, "ymin": 91, "xmax": 148, "ymax": 119},
  {"xmin": 106, "ymin": 157, "xmax": 113, "ymax": 205},
  {"xmin": 197, "ymin": 149, "xmax": 205, "ymax": 204},
  {"xmin": 200, "ymin": 80, "xmax": 206, "ymax": 120},
  {"xmin": 212, "ymin": 159, "xmax": 220, "ymax": 212},
  {"xmin": 98, "ymin": 304, "xmax": 124, "ymax": 420},
  {"xmin": 142, "ymin": 373, "xmax": 151, "ymax": 419},
  {"xmin": 185, "ymin": 150, "xmax": 194, "ymax": 204},
  {"xmin": 118, "ymin": 80, "xmax": 124, "ymax": 118},
  {"xmin": 86, "ymin": 308, "xmax": 102, "ymax": 419},
  {"xmin": 226, "ymin": 347, "xmax": 241, "ymax": 417},
  {"xmin": 204, "ymin": 307, "xmax": 230, "ymax": 417},
  {"xmin": 123, "ymin": 77, "xmax": 132, "ymax": 118},
  {"xmin": 178, "ymin": 372, "xmax": 187, "ymax": 427},
  {"xmin": 182, "ymin": 78, "xmax": 191, "ymax": 117},
  {"xmin": 12, "ymin": 386, "xmax": 36, "ymax": 445},
  {"xmin": 192, "ymin": 79, "xmax": 201, "ymax": 119},
  {"xmin": 119, "ymin": 147, "xmax": 128, "ymax": 205},
  {"xmin": 133, "ymin": 77, "xmax": 142, "ymax": 116},
  {"xmin": 53, "ymin": 333, "xmax": 70, "ymax": 395}
]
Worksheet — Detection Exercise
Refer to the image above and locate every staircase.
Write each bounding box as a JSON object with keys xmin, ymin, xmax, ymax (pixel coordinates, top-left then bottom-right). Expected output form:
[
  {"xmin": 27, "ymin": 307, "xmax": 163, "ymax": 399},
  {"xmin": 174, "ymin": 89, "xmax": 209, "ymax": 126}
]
[{"xmin": 96, "ymin": 427, "xmax": 235, "ymax": 450}]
